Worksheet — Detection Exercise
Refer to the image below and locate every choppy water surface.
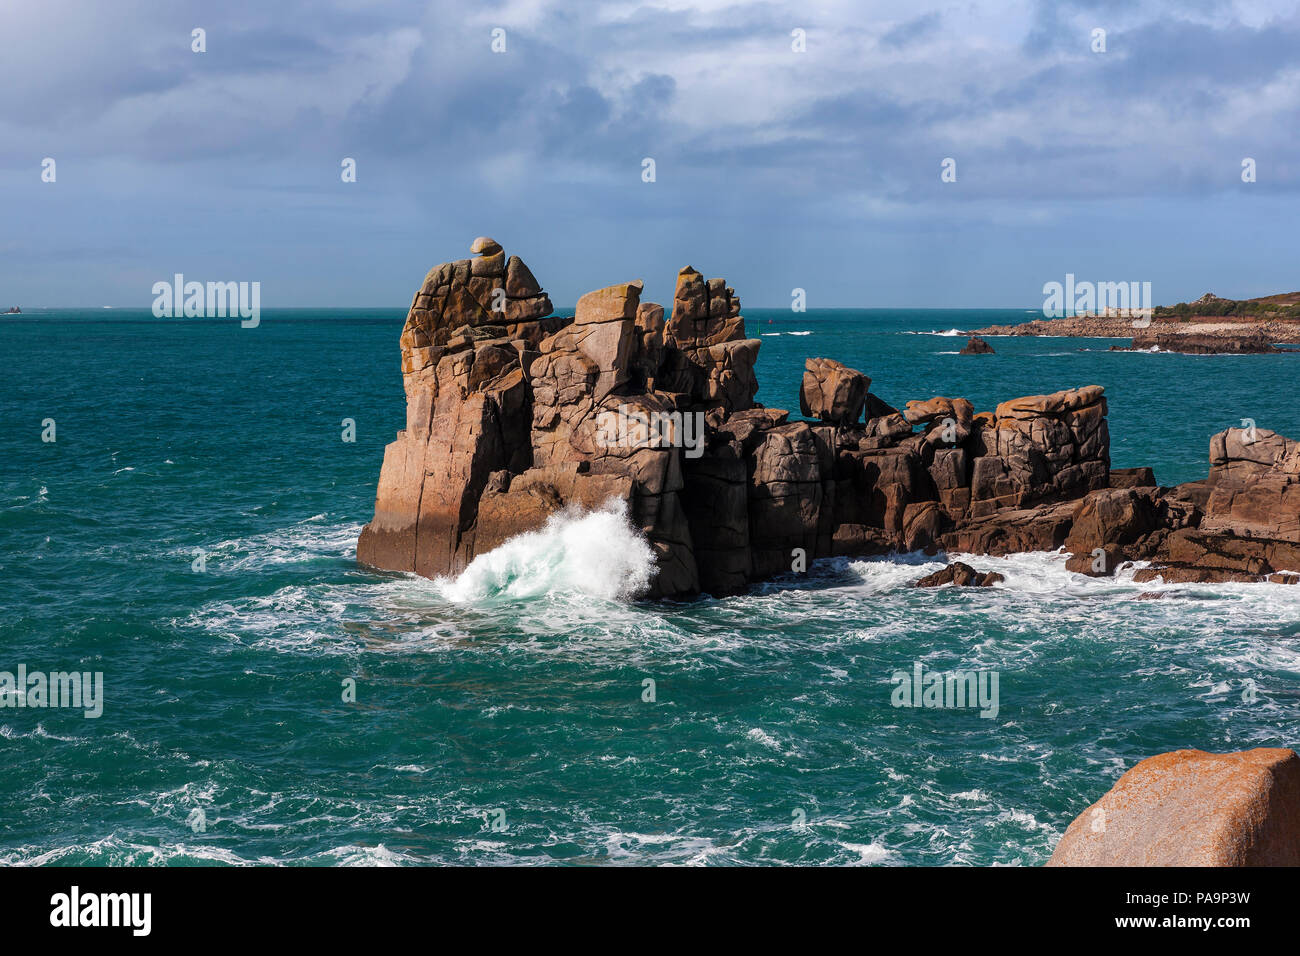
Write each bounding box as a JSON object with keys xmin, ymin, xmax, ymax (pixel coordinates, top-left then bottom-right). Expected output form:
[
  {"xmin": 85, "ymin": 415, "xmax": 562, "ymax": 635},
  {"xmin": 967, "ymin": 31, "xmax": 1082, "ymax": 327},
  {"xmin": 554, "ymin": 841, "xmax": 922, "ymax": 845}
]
[{"xmin": 2, "ymin": 308, "xmax": 1298, "ymax": 865}]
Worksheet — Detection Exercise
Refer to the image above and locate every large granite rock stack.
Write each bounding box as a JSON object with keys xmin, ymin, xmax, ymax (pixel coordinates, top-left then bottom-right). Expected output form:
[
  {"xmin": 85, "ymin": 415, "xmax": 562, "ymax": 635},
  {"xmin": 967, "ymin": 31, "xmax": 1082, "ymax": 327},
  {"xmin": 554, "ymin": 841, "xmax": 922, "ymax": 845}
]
[
  {"xmin": 358, "ymin": 237, "xmax": 560, "ymax": 578},
  {"xmin": 1049, "ymin": 748, "xmax": 1300, "ymax": 866},
  {"xmin": 359, "ymin": 241, "xmax": 769, "ymax": 597},
  {"xmin": 361, "ymin": 238, "xmax": 1300, "ymax": 598}
]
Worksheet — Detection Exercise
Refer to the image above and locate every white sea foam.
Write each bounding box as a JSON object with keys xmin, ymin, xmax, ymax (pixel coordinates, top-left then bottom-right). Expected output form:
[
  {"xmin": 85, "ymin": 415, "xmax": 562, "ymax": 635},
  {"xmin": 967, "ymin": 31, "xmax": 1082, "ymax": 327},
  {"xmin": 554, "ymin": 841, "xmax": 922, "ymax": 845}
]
[
  {"xmin": 436, "ymin": 500, "xmax": 655, "ymax": 604},
  {"xmin": 840, "ymin": 841, "xmax": 895, "ymax": 864},
  {"xmin": 195, "ymin": 515, "xmax": 363, "ymax": 571},
  {"xmin": 745, "ymin": 727, "xmax": 782, "ymax": 750},
  {"xmin": 0, "ymin": 836, "xmax": 271, "ymax": 867}
]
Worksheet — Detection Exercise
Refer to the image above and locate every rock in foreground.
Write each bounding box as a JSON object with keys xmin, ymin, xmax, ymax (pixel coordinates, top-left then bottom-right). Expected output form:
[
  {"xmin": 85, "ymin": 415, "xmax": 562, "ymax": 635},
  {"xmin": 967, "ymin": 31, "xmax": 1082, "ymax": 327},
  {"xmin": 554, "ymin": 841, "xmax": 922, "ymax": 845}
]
[
  {"xmin": 1048, "ymin": 748, "xmax": 1300, "ymax": 866},
  {"xmin": 959, "ymin": 336, "xmax": 994, "ymax": 354}
]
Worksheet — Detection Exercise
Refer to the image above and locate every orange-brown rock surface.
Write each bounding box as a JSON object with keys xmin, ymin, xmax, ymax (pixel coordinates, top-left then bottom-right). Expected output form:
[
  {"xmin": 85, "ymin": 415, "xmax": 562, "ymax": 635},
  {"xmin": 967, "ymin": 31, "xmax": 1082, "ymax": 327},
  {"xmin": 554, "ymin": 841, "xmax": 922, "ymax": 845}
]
[
  {"xmin": 800, "ymin": 357, "xmax": 869, "ymax": 425},
  {"xmin": 1065, "ymin": 423, "xmax": 1300, "ymax": 583},
  {"xmin": 358, "ymin": 239, "xmax": 1300, "ymax": 598},
  {"xmin": 1048, "ymin": 748, "xmax": 1300, "ymax": 866},
  {"xmin": 912, "ymin": 562, "xmax": 1005, "ymax": 588}
]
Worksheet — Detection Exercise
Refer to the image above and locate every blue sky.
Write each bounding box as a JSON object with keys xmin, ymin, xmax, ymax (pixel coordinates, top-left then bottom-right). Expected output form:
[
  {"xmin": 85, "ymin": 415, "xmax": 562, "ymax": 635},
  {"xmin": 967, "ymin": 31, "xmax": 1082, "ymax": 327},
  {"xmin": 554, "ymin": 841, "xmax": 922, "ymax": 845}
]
[{"xmin": 2, "ymin": 0, "xmax": 1299, "ymax": 309}]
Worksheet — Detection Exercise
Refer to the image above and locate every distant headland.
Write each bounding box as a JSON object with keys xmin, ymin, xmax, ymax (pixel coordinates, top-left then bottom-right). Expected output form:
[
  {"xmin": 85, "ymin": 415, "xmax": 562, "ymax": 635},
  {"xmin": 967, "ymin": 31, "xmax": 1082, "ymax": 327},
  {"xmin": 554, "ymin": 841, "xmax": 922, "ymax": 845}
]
[{"xmin": 974, "ymin": 291, "xmax": 1300, "ymax": 351}]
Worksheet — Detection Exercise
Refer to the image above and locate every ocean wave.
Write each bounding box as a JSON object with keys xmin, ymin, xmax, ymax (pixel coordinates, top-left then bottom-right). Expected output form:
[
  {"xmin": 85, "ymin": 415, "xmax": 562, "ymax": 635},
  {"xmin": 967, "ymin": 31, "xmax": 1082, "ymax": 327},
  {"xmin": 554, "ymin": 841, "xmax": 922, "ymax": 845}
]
[
  {"xmin": 184, "ymin": 504, "xmax": 662, "ymax": 655},
  {"xmin": 436, "ymin": 500, "xmax": 655, "ymax": 604},
  {"xmin": 839, "ymin": 841, "xmax": 895, "ymax": 864}
]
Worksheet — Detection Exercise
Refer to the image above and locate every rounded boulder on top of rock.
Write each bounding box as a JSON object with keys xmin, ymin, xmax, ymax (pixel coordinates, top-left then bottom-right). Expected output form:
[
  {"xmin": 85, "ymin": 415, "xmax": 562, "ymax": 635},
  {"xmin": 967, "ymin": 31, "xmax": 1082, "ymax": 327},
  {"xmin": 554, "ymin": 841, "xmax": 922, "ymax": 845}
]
[
  {"xmin": 1048, "ymin": 748, "xmax": 1300, "ymax": 866},
  {"xmin": 799, "ymin": 357, "xmax": 870, "ymax": 425}
]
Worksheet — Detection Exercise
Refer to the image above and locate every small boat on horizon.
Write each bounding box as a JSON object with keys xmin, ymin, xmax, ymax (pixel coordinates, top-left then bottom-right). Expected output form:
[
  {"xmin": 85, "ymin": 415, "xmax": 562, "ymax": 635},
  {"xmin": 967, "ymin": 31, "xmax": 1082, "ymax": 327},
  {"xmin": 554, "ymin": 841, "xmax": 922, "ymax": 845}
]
[{"xmin": 4, "ymin": 306, "xmax": 20, "ymax": 314}]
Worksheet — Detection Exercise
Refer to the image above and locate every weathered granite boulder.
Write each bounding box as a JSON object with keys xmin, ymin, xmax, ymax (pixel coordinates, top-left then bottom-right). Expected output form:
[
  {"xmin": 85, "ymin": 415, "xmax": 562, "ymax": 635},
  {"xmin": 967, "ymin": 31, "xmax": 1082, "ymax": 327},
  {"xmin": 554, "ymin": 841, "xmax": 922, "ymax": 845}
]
[
  {"xmin": 905, "ymin": 396, "xmax": 974, "ymax": 447},
  {"xmin": 661, "ymin": 266, "xmax": 760, "ymax": 422},
  {"xmin": 1209, "ymin": 425, "xmax": 1298, "ymax": 485},
  {"xmin": 1049, "ymin": 748, "xmax": 1300, "ymax": 866},
  {"xmin": 800, "ymin": 358, "xmax": 870, "ymax": 425},
  {"xmin": 968, "ymin": 386, "xmax": 1109, "ymax": 517},
  {"xmin": 942, "ymin": 500, "xmax": 1076, "ymax": 556},
  {"xmin": 748, "ymin": 420, "xmax": 835, "ymax": 578},
  {"xmin": 1063, "ymin": 488, "xmax": 1166, "ymax": 575}
]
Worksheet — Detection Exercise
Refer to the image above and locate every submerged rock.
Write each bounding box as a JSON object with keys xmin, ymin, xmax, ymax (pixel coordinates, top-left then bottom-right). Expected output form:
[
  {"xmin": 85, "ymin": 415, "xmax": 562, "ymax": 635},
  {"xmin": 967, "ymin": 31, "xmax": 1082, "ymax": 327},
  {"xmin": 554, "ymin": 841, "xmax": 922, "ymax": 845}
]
[{"xmin": 1048, "ymin": 748, "xmax": 1300, "ymax": 866}]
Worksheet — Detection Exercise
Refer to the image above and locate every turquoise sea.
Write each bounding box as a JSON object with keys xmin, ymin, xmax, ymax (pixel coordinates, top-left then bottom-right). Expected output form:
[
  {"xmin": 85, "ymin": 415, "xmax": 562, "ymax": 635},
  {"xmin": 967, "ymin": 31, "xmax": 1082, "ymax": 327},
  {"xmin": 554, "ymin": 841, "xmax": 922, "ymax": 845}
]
[{"xmin": 3, "ymin": 307, "xmax": 1300, "ymax": 866}]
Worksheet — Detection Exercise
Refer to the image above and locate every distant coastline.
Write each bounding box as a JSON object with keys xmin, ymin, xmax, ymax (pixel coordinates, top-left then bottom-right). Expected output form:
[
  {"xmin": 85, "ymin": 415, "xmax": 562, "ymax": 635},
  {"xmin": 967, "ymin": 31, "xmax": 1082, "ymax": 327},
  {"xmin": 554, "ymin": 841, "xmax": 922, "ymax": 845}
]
[{"xmin": 973, "ymin": 290, "xmax": 1300, "ymax": 345}]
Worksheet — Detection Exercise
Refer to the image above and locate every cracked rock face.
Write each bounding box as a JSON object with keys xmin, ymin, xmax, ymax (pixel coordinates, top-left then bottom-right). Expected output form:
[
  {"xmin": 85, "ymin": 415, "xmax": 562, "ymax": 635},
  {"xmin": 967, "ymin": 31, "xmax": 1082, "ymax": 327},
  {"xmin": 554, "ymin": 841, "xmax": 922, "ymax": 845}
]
[{"xmin": 360, "ymin": 239, "xmax": 1297, "ymax": 599}]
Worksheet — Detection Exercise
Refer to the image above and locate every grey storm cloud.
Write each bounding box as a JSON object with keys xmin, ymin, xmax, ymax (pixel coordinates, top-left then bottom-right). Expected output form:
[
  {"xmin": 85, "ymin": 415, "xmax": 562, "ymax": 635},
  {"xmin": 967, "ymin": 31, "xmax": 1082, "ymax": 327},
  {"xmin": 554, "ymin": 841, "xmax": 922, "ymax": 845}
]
[
  {"xmin": 3, "ymin": 0, "xmax": 1300, "ymax": 307},
  {"xmin": 4, "ymin": 0, "xmax": 1298, "ymax": 194}
]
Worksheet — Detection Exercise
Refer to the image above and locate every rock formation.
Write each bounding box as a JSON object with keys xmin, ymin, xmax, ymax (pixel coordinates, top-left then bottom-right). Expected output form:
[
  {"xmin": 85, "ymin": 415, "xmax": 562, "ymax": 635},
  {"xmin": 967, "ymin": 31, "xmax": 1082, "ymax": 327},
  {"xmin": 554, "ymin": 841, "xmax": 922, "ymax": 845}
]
[
  {"xmin": 912, "ymin": 562, "xmax": 1004, "ymax": 588},
  {"xmin": 1120, "ymin": 331, "xmax": 1282, "ymax": 354},
  {"xmin": 358, "ymin": 242, "xmax": 763, "ymax": 597},
  {"xmin": 1048, "ymin": 748, "xmax": 1300, "ymax": 866},
  {"xmin": 959, "ymin": 335, "xmax": 994, "ymax": 354},
  {"xmin": 358, "ymin": 239, "xmax": 1300, "ymax": 597},
  {"xmin": 800, "ymin": 358, "xmax": 869, "ymax": 425},
  {"xmin": 1065, "ymin": 424, "xmax": 1300, "ymax": 583}
]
